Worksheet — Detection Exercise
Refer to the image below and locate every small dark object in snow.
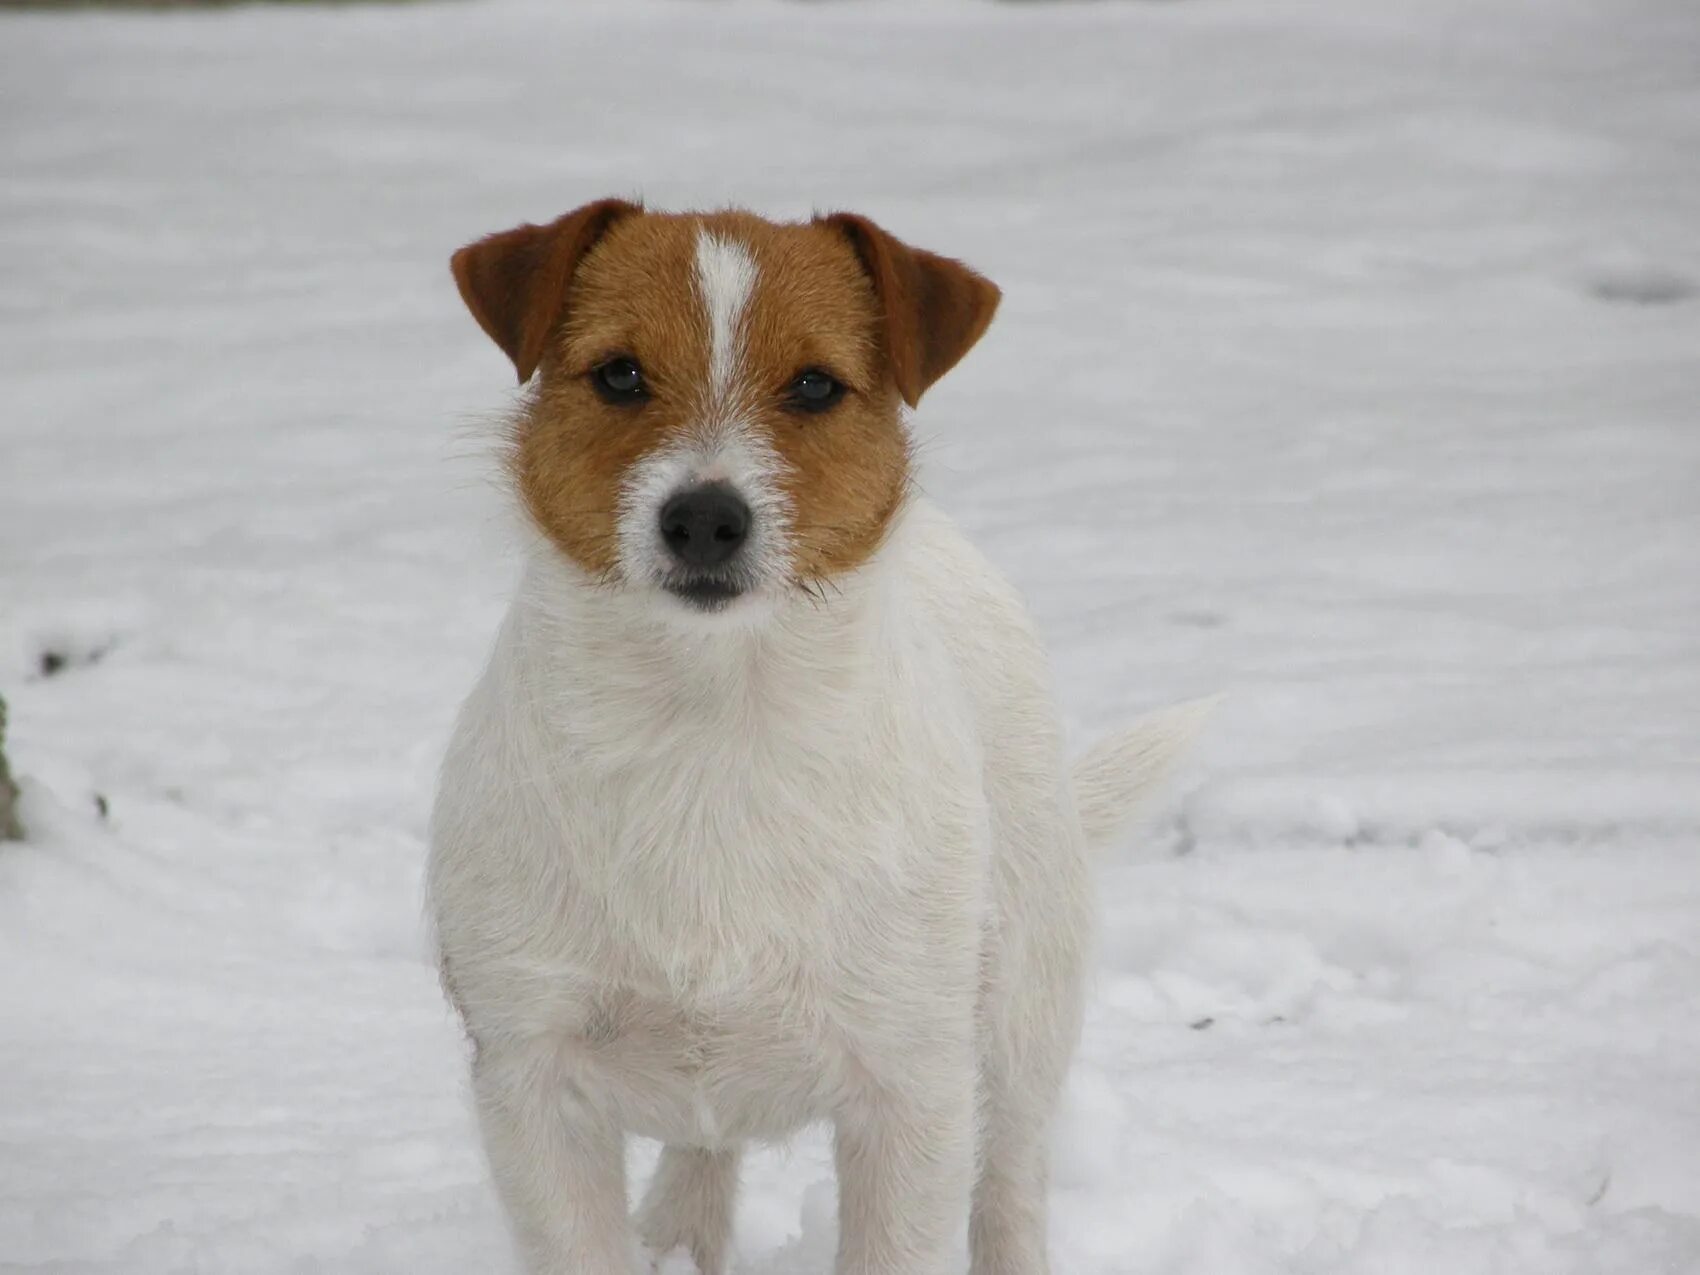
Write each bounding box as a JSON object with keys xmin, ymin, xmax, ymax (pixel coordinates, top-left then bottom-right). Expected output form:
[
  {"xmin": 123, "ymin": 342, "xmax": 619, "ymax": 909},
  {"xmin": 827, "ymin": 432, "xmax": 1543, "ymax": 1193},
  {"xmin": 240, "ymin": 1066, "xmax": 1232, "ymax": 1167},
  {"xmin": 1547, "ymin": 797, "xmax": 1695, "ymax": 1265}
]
[
  {"xmin": 1189, "ymin": 1016, "xmax": 1215, "ymax": 1031},
  {"xmin": 1585, "ymin": 267, "xmax": 1696, "ymax": 306},
  {"xmin": 0, "ymin": 694, "xmax": 21, "ymax": 841},
  {"xmin": 37, "ymin": 642, "xmax": 112, "ymax": 680},
  {"xmin": 94, "ymin": 793, "xmax": 110, "ymax": 820},
  {"xmin": 1169, "ymin": 610, "xmax": 1228, "ymax": 629}
]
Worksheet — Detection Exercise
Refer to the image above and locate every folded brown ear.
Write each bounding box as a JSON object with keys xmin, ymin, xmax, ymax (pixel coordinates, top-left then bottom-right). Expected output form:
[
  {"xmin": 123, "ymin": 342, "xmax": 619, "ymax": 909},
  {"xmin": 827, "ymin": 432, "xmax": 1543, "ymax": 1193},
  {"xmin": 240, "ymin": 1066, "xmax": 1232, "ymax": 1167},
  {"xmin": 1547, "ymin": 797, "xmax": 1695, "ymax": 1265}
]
[
  {"xmin": 450, "ymin": 198, "xmax": 639, "ymax": 383},
  {"xmin": 817, "ymin": 212, "xmax": 1001, "ymax": 407}
]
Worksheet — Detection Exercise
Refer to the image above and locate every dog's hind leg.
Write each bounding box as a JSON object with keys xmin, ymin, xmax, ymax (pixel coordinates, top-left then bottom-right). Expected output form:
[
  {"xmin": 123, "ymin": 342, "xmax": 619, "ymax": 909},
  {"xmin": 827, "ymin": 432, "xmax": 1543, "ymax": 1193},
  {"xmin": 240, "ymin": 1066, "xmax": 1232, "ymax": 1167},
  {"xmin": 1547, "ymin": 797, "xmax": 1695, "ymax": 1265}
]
[{"xmin": 636, "ymin": 1144, "xmax": 741, "ymax": 1275}]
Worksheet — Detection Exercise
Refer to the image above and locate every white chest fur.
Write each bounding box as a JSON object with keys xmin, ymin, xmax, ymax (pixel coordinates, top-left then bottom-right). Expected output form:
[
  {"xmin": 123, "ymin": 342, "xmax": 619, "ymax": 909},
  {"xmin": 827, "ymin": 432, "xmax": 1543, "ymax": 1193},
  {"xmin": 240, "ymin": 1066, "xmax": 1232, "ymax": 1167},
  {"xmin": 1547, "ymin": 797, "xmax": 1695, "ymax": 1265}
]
[{"xmin": 428, "ymin": 505, "xmax": 992, "ymax": 1143}]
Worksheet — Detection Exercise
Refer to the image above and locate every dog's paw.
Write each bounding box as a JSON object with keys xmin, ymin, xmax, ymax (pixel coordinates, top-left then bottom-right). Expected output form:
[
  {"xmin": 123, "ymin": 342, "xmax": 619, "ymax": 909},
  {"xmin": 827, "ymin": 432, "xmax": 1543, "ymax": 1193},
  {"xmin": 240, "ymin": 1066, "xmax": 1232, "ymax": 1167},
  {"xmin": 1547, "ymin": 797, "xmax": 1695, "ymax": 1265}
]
[{"xmin": 636, "ymin": 1242, "xmax": 702, "ymax": 1275}]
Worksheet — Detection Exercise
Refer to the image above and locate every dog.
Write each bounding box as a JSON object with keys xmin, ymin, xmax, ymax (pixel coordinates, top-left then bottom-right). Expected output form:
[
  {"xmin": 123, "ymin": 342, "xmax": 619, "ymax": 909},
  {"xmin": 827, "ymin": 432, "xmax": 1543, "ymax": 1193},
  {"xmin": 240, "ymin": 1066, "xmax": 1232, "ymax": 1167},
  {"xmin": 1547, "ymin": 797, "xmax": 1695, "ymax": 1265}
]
[{"xmin": 428, "ymin": 200, "xmax": 1203, "ymax": 1275}]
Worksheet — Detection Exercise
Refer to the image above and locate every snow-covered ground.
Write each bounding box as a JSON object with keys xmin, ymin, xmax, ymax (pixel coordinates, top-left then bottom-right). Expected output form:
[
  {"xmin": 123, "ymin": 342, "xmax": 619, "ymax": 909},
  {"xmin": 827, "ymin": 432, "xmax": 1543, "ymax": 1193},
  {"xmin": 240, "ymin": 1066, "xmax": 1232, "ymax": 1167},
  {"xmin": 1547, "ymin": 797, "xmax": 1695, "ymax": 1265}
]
[{"xmin": 3, "ymin": 0, "xmax": 1698, "ymax": 1271}]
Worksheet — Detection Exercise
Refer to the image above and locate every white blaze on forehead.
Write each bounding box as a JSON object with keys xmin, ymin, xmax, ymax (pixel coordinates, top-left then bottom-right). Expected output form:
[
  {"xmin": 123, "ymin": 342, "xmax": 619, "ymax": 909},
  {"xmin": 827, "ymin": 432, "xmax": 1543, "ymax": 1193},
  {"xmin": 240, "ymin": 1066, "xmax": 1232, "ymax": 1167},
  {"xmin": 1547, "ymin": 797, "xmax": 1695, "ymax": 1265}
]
[
  {"xmin": 610, "ymin": 229, "xmax": 786, "ymax": 603},
  {"xmin": 693, "ymin": 228, "xmax": 758, "ymax": 405}
]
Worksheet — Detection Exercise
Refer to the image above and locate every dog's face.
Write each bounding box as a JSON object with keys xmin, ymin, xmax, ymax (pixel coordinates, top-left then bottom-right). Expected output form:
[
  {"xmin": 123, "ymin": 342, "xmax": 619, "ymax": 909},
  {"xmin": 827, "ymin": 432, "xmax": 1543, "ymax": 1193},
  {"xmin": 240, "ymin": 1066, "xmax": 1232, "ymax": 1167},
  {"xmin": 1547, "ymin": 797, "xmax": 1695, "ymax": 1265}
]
[{"xmin": 451, "ymin": 202, "xmax": 999, "ymax": 617}]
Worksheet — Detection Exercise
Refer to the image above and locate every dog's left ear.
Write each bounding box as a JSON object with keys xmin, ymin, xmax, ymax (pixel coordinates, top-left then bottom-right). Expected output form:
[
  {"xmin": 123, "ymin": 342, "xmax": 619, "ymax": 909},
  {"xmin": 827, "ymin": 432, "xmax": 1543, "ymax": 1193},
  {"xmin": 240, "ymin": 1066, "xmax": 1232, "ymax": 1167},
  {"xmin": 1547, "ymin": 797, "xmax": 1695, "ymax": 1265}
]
[
  {"xmin": 818, "ymin": 213, "xmax": 1001, "ymax": 407},
  {"xmin": 450, "ymin": 198, "xmax": 639, "ymax": 383}
]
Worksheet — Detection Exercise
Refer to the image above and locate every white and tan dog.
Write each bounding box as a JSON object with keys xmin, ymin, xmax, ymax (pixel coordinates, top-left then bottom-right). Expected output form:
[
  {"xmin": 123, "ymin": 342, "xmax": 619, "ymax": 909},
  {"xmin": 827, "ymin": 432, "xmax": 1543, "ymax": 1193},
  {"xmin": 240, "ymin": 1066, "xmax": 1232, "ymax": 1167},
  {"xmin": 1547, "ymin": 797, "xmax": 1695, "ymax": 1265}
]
[{"xmin": 429, "ymin": 200, "xmax": 1200, "ymax": 1275}]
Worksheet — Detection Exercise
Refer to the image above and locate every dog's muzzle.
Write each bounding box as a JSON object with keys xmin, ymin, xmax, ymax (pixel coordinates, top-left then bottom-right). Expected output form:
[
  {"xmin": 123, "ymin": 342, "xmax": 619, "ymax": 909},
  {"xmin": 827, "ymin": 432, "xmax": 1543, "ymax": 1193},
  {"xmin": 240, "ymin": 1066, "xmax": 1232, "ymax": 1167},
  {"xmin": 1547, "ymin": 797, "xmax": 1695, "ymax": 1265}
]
[{"xmin": 658, "ymin": 481, "xmax": 752, "ymax": 609}]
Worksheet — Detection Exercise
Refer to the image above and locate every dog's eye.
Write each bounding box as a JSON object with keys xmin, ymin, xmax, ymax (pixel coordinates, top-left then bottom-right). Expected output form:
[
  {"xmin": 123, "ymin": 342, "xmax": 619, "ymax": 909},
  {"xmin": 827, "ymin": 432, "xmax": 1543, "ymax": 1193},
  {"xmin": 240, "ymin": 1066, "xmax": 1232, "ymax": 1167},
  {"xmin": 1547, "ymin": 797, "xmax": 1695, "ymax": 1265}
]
[
  {"xmin": 592, "ymin": 357, "xmax": 647, "ymax": 404},
  {"xmin": 787, "ymin": 368, "xmax": 844, "ymax": 414}
]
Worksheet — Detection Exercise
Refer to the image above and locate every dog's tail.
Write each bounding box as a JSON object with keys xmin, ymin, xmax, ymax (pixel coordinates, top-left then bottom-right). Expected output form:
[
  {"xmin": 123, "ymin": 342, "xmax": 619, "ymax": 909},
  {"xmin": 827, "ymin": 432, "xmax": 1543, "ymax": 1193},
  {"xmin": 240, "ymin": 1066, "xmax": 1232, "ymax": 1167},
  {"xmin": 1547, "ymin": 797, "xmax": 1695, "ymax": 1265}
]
[{"xmin": 1071, "ymin": 696, "xmax": 1218, "ymax": 854}]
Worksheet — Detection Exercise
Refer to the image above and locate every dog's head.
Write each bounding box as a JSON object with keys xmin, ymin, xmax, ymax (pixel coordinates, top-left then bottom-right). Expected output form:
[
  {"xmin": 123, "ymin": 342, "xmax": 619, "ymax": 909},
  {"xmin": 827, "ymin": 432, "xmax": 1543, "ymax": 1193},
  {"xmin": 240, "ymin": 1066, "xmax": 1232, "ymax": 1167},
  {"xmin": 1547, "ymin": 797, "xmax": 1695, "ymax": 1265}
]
[{"xmin": 451, "ymin": 201, "xmax": 999, "ymax": 618}]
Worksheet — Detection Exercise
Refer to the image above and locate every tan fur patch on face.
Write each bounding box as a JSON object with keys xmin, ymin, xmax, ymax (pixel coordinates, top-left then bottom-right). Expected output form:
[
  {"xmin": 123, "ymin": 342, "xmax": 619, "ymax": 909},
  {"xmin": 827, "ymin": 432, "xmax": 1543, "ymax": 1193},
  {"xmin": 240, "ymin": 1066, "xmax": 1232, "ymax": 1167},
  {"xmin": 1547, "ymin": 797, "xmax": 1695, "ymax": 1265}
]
[
  {"xmin": 511, "ymin": 209, "xmax": 912, "ymax": 590},
  {"xmin": 512, "ymin": 215, "xmax": 703, "ymax": 578},
  {"xmin": 734, "ymin": 218, "xmax": 912, "ymax": 581}
]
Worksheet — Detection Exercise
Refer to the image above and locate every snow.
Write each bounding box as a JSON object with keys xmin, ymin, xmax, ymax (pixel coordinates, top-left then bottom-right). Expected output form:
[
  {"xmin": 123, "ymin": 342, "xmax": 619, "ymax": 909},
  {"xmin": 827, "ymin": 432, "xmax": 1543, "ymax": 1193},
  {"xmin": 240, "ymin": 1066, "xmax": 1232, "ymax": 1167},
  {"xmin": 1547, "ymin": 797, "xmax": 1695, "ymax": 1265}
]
[{"xmin": 2, "ymin": 0, "xmax": 1698, "ymax": 1271}]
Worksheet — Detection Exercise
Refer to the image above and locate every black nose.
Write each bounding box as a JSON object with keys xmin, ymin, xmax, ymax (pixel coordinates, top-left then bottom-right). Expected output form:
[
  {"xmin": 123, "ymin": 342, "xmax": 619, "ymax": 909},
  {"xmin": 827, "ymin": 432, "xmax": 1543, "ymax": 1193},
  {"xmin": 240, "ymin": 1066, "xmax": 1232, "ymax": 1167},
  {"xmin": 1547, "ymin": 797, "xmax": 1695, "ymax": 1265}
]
[{"xmin": 659, "ymin": 483, "xmax": 750, "ymax": 568}]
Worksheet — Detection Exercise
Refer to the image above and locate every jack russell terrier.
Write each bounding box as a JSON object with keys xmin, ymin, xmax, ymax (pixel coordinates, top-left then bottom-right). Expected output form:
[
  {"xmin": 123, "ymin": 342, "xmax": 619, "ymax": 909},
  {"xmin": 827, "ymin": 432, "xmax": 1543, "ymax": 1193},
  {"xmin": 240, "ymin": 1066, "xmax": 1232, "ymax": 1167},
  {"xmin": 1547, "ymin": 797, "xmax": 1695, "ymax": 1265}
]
[{"xmin": 429, "ymin": 200, "xmax": 1203, "ymax": 1275}]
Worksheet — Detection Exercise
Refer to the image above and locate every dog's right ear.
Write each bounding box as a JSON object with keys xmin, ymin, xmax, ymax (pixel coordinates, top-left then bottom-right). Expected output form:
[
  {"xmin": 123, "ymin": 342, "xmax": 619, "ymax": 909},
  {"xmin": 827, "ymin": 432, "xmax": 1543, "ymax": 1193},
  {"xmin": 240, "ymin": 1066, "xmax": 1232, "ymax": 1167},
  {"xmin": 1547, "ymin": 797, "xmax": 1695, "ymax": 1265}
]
[
  {"xmin": 450, "ymin": 198, "xmax": 639, "ymax": 384},
  {"xmin": 816, "ymin": 212, "xmax": 1001, "ymax": 407}
]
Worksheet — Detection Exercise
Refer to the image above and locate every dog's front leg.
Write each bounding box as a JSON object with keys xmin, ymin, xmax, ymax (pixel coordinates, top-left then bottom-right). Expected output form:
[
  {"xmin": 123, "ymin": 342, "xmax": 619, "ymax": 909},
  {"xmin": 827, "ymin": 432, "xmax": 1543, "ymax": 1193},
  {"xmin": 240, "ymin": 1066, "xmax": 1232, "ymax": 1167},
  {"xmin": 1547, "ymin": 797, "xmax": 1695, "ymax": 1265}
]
[
  {"xmin": 473, "ymin": 1042, "xmax": 632, "ymax": 1275},
  {"xmin": 834, "ymin": 1068, "xmax": 976, "ymax": 1275}
]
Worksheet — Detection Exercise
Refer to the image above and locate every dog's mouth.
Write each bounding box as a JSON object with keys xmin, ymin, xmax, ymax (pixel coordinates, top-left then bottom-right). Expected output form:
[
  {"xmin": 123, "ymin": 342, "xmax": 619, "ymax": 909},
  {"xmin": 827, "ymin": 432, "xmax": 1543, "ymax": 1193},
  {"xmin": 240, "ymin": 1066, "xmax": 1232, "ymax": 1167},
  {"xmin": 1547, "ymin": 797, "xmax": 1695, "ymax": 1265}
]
[{"xmin": 662, "ymin": 573, "xmax": 748, "ymax": 612}]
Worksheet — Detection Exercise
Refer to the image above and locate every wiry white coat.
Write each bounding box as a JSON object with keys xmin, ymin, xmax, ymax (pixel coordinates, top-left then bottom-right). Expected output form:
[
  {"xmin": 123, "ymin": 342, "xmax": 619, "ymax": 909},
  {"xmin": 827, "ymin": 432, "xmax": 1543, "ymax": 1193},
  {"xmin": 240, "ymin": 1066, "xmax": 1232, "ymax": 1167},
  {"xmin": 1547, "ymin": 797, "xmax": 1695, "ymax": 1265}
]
[{"xmin": 428, "ymin": 498, "xmax": 1197, "ymax": 1275}]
